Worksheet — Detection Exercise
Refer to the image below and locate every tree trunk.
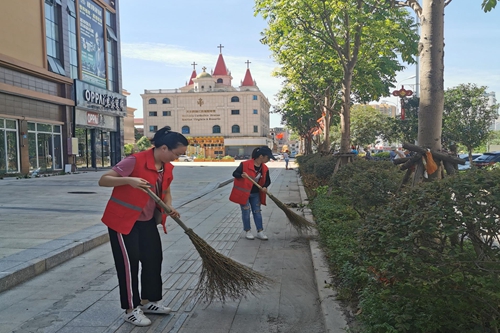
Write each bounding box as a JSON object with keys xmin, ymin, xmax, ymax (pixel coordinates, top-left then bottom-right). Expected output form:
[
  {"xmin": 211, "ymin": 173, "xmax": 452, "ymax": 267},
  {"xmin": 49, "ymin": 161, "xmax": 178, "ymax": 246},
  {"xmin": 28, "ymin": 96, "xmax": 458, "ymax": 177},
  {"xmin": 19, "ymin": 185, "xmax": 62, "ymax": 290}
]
[
  {"xmin": 323, "ymin": 91, "xmax": 331, "ymax": 152},
  {"xmin": 340, "ymin": 70, "xmax": 353, "ymax": 165},
  {"xmin": 418, "ymin": 0, "xmax": 445, "ymax": 151}
]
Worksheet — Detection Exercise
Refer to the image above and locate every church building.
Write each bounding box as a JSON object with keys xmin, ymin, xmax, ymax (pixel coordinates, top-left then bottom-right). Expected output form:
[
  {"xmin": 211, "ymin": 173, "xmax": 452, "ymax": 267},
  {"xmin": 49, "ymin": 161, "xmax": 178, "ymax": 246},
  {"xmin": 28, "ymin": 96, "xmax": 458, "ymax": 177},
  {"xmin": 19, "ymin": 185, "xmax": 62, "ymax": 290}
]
[{"xmin": 141, "ymin": 48, "xmax": 272, "ymax": 158}]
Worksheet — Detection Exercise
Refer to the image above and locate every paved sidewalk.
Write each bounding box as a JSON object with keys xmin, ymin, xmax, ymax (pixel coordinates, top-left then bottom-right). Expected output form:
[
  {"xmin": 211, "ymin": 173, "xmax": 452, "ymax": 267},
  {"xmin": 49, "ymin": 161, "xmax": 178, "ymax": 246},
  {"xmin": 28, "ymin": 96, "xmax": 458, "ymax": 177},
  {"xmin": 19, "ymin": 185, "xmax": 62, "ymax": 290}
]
[
  {"xmin": 0, "ymin": 160, "xmax": 348, "ymax": 332},
  {"xmin": 0, "ymin": 162, "xmax": 240, "ymax": 292}
]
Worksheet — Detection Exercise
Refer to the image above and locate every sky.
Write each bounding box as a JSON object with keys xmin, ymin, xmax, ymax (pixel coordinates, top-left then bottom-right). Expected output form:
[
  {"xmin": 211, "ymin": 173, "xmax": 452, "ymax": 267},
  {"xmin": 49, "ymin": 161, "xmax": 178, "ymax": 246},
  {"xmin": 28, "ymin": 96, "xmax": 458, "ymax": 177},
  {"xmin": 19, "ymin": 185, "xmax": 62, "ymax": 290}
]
[{"xmin": 118, "ymin": 1, "xmax": 500, "ymax": 128}]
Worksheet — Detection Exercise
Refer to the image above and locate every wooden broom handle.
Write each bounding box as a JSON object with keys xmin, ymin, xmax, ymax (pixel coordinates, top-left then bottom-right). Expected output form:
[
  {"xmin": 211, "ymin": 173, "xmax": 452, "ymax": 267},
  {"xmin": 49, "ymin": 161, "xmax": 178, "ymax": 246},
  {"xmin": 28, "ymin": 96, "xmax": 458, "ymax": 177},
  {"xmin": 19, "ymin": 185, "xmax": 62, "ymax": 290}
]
[
  {"xmin": 144, "ymin": 187, "xmax": 190, "ymax": 232},
  {"xmin": 245, "ymin": 175, "xmax": 269, "ymax": 194}
]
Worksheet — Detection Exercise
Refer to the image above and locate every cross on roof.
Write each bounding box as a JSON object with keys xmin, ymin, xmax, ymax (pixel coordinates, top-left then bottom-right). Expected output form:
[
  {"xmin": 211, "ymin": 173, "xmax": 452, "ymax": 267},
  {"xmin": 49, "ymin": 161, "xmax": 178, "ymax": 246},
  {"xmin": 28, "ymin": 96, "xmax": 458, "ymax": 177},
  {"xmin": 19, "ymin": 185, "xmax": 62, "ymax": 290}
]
[
  {"xmin": 217, "ymin": 44, "xmax": 224, "ymax": 53},
  {"xmin": 191, "ymin": 62, "xmax": 197, "ymax": 70},
  {"xmin": 245, "ymin": 60, "xmax": 251, "ymax": 69}
]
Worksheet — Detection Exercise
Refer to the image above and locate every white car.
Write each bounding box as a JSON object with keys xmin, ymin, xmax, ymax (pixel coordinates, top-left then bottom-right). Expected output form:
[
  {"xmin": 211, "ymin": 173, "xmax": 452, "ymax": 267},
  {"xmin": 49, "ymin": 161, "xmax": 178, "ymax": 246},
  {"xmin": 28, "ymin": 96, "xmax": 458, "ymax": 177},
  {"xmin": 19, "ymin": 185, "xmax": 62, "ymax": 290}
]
[
  {"xmin": 273, "ymin": 153, "xmax": 283, "ymax": 160},
  {"xmin": 178, "ymin": 155, "xmax": 194, "ymax": 162}
]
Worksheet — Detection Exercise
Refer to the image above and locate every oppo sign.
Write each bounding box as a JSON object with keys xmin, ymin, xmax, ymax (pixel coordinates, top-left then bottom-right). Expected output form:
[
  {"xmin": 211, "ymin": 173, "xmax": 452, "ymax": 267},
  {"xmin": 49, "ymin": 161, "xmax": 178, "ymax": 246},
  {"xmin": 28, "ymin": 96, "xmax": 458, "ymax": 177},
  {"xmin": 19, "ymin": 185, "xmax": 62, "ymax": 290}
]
[{"xmin": 83, "ymin": 89, "xmax": 124, "ymax": 111}]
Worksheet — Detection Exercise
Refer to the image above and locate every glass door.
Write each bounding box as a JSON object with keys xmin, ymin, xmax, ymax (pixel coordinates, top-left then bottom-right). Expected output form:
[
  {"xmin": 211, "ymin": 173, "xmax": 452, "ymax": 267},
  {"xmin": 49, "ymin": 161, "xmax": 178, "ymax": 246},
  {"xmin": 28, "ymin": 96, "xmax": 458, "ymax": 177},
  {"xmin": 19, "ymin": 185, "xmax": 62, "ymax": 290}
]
[{"xmin": 75, "ymin": 127, "xmax": 90, "ymax": 168}]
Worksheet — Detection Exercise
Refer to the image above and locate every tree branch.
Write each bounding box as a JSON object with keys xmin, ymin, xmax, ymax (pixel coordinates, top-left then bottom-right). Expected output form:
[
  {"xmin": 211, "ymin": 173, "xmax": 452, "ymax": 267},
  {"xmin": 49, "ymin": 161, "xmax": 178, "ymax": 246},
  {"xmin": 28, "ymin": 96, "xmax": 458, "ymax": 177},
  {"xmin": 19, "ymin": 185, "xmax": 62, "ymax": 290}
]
[{"xmin": 395, "ymin": 0, "xmax": 423, "ymax": 18}]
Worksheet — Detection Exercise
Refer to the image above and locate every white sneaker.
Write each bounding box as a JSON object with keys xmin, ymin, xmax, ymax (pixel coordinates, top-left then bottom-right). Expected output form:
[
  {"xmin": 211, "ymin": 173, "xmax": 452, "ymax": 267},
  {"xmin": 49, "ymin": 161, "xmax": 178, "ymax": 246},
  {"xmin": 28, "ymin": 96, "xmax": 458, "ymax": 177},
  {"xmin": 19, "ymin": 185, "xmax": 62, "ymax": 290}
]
[
  {"xmin": 124, "ymin": 307, "xmax": 151, "ymax": 326},
  {"xmin": 140, "ymin": 301, "xmax": 171, "ymax": 314},
  {"xmin": 256, "ymin": 231, "xmax": 268, "ymax": 240},
  {"xmin": 245, "ymin": 231, "xmax": 255, "ymax": 240}
]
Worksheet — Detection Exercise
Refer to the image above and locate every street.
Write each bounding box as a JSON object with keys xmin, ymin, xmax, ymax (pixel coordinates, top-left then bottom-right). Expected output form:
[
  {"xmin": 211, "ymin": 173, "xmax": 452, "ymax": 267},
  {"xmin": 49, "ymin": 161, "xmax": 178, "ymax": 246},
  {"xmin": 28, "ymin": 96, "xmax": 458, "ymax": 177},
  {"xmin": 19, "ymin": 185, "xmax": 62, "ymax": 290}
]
[{"xmin": 0, "ymin": 160, "xmax": 336, "ymax": 333}]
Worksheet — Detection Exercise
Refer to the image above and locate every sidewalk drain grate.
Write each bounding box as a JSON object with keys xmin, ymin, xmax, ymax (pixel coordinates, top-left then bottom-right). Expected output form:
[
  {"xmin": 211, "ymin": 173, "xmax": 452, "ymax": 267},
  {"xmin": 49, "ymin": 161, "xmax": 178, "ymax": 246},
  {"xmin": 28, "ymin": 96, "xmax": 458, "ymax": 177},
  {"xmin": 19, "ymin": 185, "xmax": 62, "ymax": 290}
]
[{"xmin": 68, "ymin": 191, "xmax": 96, "ymax": 194}]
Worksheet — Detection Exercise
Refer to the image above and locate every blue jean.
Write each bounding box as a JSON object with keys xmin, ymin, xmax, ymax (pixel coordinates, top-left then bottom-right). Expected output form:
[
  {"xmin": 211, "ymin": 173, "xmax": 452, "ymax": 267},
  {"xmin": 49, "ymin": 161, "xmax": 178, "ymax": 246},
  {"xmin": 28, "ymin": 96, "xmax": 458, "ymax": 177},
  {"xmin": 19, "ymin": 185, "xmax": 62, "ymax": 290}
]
[
  {"xmin": 240, "ymin": 192, "xmax": 263, "ymax": 232},
  {"xmin": 285, "ymin": 158, "xmax": 290, "ymax": 169}
]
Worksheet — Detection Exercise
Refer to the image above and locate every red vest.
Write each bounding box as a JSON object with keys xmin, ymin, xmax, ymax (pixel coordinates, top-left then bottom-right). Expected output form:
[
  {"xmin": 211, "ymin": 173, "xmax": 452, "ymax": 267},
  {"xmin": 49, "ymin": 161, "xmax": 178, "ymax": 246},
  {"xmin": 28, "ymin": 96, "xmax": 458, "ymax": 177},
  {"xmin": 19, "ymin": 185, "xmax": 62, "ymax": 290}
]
[
  {"xmin": 101, "ymin": 149, "xmax": 174, "ymax": 235},
  {"xmin": 229, "ymin": 159, "xmax": 268, "ymax": 205}
]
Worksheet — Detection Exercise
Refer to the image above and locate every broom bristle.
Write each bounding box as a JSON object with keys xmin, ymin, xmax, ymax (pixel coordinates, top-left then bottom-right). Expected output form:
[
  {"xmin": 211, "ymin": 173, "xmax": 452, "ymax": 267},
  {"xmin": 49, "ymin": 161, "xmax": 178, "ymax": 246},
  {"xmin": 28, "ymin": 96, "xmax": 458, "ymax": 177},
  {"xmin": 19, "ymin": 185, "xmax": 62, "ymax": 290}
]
[
  {"xmin": 185, "ymin": 229, "xmax": 273, "ymax": 304},
  {"xmin": 267, "ymin": 193, "xmax": 316, "ymax": 233}
]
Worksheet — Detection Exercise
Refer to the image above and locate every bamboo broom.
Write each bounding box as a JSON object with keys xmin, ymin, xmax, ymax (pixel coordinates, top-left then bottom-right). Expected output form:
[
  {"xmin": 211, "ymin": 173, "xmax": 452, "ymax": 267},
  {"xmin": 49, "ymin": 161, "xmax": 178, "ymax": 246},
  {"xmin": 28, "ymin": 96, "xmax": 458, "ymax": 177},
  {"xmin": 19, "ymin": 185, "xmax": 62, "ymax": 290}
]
[
  {"xmin": 244, "ymin": 176, "xmax": 316, "ymax": 233},
  {"xmin": 144, "ymin": 187, "xmax": 272, "ymax": 304}
]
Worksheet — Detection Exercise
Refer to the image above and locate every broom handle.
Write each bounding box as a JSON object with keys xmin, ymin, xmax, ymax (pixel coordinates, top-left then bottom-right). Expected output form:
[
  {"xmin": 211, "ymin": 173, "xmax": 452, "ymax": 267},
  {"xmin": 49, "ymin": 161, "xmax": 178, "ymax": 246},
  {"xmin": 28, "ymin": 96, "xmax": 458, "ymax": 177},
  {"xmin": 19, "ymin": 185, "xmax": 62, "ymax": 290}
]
[
  {"xmin": 144, "ymin": 187, "xmax": 190, "ymax": 232},
  {"xmin": 245, "ymin": 175, "xmax": 270, "ymax": 196}
]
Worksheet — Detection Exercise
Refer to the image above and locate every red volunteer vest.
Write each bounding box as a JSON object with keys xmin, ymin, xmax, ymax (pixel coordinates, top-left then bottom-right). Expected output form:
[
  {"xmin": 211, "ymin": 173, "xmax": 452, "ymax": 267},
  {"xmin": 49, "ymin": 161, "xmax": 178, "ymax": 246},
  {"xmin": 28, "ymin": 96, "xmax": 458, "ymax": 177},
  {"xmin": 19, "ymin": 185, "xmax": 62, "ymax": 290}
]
[
  {"xmin": 101, "ymin": 149, "xmax": 173, "ymax": 235},
  {"xmin": 229, "ymin": 159, "xmax": 268, "ymax": 205}
]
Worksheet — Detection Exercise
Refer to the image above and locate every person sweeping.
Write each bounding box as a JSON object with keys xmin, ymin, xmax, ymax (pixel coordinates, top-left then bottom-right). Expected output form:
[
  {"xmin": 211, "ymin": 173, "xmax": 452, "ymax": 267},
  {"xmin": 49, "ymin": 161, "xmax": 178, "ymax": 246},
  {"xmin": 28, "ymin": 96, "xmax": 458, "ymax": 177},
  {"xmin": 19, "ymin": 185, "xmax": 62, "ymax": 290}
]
[
  {"xmin": 230, "ymin": 146, "xmax": 276, "ymax": 240},
  {"xmin": 98, "ymin": 126, "xmax": 188, "ymax": 327}
]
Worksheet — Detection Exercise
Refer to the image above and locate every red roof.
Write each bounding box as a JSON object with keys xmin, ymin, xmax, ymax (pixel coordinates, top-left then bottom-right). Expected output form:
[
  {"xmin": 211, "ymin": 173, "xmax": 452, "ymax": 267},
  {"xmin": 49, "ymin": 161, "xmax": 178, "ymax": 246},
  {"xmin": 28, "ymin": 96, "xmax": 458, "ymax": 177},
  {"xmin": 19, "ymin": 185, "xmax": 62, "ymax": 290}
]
[
  {"xmin": 213, "ymin": 53, "xmax": 228, "ymax": 76},
  {"xmin": 241, "ymin": 68, "xmax": 254, "ymax": 86},
  {"xmin": 188, "ymin": 70, "xmax": 197, "ymax": 85}
]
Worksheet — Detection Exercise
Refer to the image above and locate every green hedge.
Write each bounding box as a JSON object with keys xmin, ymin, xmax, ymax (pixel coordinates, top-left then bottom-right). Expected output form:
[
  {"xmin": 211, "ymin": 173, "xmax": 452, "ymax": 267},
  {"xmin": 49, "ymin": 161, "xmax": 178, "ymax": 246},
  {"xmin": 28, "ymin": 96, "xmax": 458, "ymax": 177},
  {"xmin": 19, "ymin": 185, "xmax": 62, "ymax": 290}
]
[{"xmin": 302, "ymin": 154, "xmax": 500, "ymax": 332}]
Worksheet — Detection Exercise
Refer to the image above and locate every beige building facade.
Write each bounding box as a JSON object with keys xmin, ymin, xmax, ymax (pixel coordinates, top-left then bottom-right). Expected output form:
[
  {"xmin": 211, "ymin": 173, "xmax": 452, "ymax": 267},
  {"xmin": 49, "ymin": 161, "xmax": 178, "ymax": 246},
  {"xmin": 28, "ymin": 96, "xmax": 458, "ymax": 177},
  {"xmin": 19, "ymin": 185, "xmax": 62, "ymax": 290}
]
[
  {"xmin": 141, "ymin": 52, "xmax": 272, "ymax": 158},
  {"xmin": 0, "ymin": 0, "xmax": 127, "ymax": 174}
]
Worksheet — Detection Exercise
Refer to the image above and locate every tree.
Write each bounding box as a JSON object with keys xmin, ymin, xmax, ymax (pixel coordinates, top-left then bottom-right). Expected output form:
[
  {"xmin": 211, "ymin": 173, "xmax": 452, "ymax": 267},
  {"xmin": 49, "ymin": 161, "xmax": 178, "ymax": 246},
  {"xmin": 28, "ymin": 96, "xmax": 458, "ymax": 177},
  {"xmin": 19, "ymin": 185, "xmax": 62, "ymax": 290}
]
[
  {"xmin": 349, "ymin": 105, "xmax": 388, "ymax": 148},
  {"xmin": 381, "ymin": 96, "xmax": 420, "ymax": 145},
  {"xmin": 443, "ymin": 83, "xmax": 499, "ymax": 162},
  {"xmin": 395, "ymin": 0, "xmax": 497, "ymax": 154},
  {"xmin": 255, "ymin": 0, "xmax": 418, "ymax": 166},
  {"xmin": 274, "ymin": 85, "xmax": 324, "ymax": 155},
  {"xmin": 134, "ymin": 128, "xmax": 142, "ymax": 142},
  {"xmin": 136, "ymin": 136, "xmax": 152, "ymax": 151}
]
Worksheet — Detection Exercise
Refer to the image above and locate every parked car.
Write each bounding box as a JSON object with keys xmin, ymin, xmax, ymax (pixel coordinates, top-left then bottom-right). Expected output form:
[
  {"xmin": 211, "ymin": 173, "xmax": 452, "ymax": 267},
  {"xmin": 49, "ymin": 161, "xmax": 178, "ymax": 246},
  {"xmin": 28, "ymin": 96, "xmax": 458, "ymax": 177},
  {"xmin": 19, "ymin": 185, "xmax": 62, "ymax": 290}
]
[
  {"xmin": 458, "ymin": 153, "xmax": 481, "ymax": 171},
  {"xmin": 273, "ymin": 153, "xmax": 283, "ymax": 161},
  {"xmin": 471, "ymin": 152, "xmax": 500, "ymax": 168},
  {"xmin": 178, "ymin": 155, "xmax": 193, "ymax": 162}
]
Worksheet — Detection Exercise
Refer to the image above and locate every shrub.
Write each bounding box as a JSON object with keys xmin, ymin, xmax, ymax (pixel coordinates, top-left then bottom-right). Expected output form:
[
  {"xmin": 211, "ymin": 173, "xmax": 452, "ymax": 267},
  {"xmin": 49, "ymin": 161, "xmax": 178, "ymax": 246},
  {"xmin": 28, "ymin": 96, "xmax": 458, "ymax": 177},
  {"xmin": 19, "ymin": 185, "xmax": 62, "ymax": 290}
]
[
  {"xmin": 358, "ymin": 168, "xmax": 500, "ymax": 332},
  {"xmin": 329, "ymin": 159, "xmax": 401, "ymax": 217},
  {"xmin": 312, "ymin": 155, "xmax": 337, "ymax": 180},
  {"xmin": 124, "ymin": 143, "xmax": 134, "ymax": 156},
  {"xmin": 373, "ymin": 151, "xmax": 390, "ymax": 160},
  {"xmin": 296, "ymin": 153, "xmax": 324, "ymax": 175},
  {"xmin": 310, "ymin": 192, "xmax": 367, "ymax": 302}
]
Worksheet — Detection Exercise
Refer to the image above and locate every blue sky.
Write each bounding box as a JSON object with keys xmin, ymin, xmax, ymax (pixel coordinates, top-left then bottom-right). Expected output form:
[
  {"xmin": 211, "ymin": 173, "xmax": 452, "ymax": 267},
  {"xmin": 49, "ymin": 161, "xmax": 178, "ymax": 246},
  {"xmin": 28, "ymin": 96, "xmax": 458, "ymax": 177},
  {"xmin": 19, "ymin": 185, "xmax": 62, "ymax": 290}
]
[{"xmin": 119, "ymin": 1, "xmax": 500, "ymax": 128}]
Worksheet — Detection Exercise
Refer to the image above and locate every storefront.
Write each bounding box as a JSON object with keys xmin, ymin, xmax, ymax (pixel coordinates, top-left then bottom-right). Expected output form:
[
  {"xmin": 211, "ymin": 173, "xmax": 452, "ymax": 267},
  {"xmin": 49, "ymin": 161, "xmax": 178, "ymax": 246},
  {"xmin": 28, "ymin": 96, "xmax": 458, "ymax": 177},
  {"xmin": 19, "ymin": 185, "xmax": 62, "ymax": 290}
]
[
  {"xmin": 73, "ymin": 79, "xmax": 126, "ymax": 169},
  {"xmin": 0, "ymin": 118, "xmax": 19, "ymax": 174},
  {"xmin": 27, "ymin": 121, "xmax": 64, "ymax": 172}
]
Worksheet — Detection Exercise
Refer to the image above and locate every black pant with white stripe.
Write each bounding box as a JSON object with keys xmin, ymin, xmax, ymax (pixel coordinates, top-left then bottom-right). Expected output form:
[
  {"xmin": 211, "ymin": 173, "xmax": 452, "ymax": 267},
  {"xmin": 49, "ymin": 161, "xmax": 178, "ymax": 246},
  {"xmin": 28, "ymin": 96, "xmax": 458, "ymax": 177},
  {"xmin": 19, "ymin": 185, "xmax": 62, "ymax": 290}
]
[{"xmin": 108, "ymin": 218, "xmax": 163, "ymax": 310}]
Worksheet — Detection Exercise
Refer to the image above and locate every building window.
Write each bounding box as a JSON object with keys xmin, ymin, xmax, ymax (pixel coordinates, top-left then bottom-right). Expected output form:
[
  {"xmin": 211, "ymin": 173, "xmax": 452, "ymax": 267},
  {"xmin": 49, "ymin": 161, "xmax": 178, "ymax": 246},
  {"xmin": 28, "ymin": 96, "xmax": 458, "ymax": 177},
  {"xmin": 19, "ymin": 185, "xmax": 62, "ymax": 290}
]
[
  {"xmin": 253, "ymin": 95, "xmax": 258, "ymax": 100},
  {"xmin": 162, "ymin": 98, "xmax": 171, "ymax": 104},
  {"xmin": 231, "ymin": 110, "xmax": 240, "ymax": 115},
  {"xmin": 212, "ymin": 125, "xmax": 221, "ymax": 134},
  {"xmin": 253, "ymin": 125, "xmax": 258, "ymax": 133},
  {"xmin": 231, "ymin": 96, "xmax": 240, "ymax": 102},
  {"xmin": 162, "ymin": 111, "xmax": 171, "ymax": 116},
  {"xmin": 149, "ymin": 111, "xmax": 157, "ymax": 116},
  {"xmin": 253, "ymin": 109, "xmax": 258, "ymax": 115},
  {"xmin": 27, "ymin": 121, "xmax": 63, "ymax": 172},
  {"xmin": 149, "ymin": 98, "xmax": 157, "ymax": 104},
  {"xmin": 67, "ymin": 0, "xmax": 78, "ymax": 79},
  {"xmin": 45, "ymin": 0, "xmax": 66, "ymax": 76},
  {"xmin": 232, "ymin": 125, "xmax": 240, "ymax": 133},
  {"xmin": 106, "ymin": 11, "xmax": 118, "ymax": 92},
  {"xmin": 149, "ymin": 125, "xmax": 158, "ymax": 132},
  {"xmin": 182, "ymin": 126, "xmax": 190, "ymax": 134},
  {"xmin": 217, "ymin": 78, "xmax": 223, "ymax": 83}
]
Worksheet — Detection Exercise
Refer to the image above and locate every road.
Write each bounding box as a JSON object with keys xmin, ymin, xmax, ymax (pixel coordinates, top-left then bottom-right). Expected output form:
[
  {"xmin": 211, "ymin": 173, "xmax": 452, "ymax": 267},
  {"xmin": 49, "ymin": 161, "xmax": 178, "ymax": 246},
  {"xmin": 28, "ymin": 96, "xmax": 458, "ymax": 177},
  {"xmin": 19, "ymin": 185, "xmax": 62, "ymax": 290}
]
[{"xmin": 0, "ymin": 160, "xmax": 339, "ymax": 332}]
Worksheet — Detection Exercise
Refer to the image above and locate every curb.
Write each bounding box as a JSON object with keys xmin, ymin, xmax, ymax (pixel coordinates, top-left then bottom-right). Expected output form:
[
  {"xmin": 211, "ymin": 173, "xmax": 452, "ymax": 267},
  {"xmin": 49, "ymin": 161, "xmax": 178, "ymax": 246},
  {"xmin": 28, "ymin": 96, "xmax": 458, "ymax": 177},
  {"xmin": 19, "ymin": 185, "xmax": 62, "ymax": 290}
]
[
  {"xmin": 0, "ymin": 224, "xmax": 109, "ymax": 293},
  {"xmin": 297, "ymin": 174, "xmax": 349, "ymax": 332},
  {"xmin": 0, "ymin": 178, "xmax": 234, "ymax": 294}
]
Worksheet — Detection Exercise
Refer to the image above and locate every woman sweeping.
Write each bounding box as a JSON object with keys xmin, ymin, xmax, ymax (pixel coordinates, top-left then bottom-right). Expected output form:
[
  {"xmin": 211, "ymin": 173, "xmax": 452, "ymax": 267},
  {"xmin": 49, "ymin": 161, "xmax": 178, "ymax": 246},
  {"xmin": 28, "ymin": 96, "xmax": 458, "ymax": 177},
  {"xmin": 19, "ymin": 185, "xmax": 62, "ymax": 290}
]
[
  {"xmin": 230, "ymin": 146, "xmax": 276, "ymax": 240},
  {"xmin": 98, "ymin": 126, "xmax": 188, "ymax": 327}
]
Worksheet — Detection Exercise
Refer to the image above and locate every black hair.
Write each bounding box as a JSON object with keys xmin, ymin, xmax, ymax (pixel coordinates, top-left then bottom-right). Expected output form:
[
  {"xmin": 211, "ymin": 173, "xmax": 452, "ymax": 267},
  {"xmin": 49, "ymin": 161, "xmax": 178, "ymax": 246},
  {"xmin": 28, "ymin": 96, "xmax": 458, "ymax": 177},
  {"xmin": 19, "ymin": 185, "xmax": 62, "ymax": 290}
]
[
  {"xmin": 151, "ymin": 126, "xmax": 188, "ymax": 150},
  {"xmin": 251, "ymin": 146, "xmax": 269, "ymax": 159}
]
